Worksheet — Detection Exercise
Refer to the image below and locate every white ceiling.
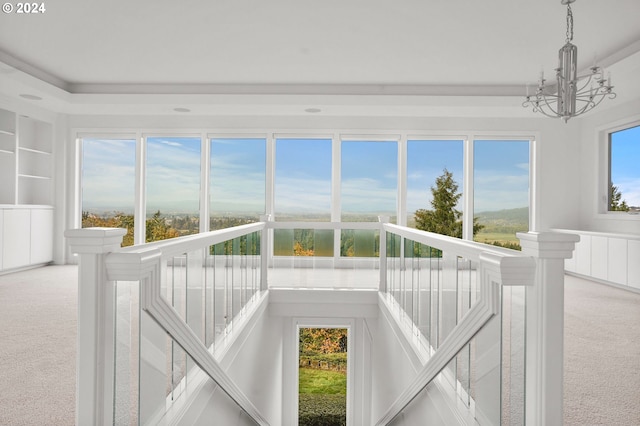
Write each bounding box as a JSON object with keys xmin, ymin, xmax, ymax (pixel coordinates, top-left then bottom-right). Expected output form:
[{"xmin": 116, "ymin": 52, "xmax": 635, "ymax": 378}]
[{"xmin": 1, "ymin": 0, "xmax": 640, "ymax": 116}]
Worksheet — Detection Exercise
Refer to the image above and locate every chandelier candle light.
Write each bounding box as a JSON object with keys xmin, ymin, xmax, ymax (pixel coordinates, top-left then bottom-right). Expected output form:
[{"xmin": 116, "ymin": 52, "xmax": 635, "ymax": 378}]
[{"xmin": 523, "ymin": 0, "xmax": 616, "ymax": 122}]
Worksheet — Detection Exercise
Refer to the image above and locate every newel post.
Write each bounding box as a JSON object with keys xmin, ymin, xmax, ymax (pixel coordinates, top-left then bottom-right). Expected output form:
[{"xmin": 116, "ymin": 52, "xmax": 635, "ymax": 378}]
[
  {"xmin": 378, "ymin": 216, "xmax": 389, "ymax": 293},
  {"xmin": 517, "ymin": 231, "xmax": 579, "ymax": 426},
  {"xmin": 65, "ymin": 227, "xmax": 127, "ymax": 426},
  {"xmin": 260, "ymin": 215, "xmax": 271, "ymax": 291}
]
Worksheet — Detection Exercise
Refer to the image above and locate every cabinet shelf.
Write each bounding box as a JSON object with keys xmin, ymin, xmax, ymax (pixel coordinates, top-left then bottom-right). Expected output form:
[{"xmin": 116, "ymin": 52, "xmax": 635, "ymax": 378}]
[
  {"xmin": 18, "ymin": 146, "xmax": 51, "ymax": 155},
  {"xmin": 0, "ymin": 109, "xmax": 52, "ymax": 206},
  {"xmin": 18, "ymin": 173, "xmax": 51, "ymax": 180}
]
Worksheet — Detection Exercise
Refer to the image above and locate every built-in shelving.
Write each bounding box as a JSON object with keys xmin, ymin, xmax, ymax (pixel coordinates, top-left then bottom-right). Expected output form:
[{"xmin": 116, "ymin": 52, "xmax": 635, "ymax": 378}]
[
  {"xmin": 17, "ymin": 115, "xmax": 53, "ymax": 205},
  {"xmin": 0, "ymin": 108, "xmax": 17, "ymax": 205},
  {"xmin": 0, "ymin": 107, "xmax": 54, "ymax": 272}
]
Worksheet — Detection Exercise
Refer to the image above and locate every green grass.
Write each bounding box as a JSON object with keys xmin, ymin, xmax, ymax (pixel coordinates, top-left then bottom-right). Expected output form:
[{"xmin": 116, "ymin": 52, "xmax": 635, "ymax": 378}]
[
  {"xmin": 474, "ymin": 231, "xmax": 520, "ymax": 243},
  {"xmin": 299, "ymin": 368, "xmax": 347, "ymax": 426},
  {"xmin": 299, "ymin": 394, "xmax": 346, "ymax": 426},
  {"xmin": 299, "ymin": 368, "xmax": 346, "ymax": 395}
]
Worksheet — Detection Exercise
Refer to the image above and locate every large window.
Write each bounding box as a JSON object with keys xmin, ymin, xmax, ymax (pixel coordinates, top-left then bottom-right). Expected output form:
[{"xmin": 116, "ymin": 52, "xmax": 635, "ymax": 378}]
[
  {"xmin": 146, "ymin": 136, "xmax": 201, "ymax": 241},
  {"xmin": 275, "ymin": 138, "xmax": 332, "ymax": 221},
  {"xmin": 210, "ymin": 138, "xmax": 266, "ymax": 229},
  {"xmin": 609, "ymin": 124, "xmax": 639, "ymax": 212},
  {"xmin": 407, "ymin": 140, "xmax": 464, "ymax": 231},
  {"xmin": 79, "ymin": 131, "xmax": 536, "ymax": 251},
  {"xmin": 341, "ymin": 140, "xmax": 397, "ymax": 222},
  {"xmin": 473, "ymin": 140, "xmax": 530, "ymax": 249},
  {"xmin": 81, "ymin": 138, "xmax": 136, "ymax": 246}
]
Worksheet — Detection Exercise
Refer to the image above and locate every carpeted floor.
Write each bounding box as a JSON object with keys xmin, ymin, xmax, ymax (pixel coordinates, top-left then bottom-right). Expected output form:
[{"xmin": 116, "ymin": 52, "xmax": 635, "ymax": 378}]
[
  {"xmin": 0, "ymin": 265, "xmax": 77, "ymax": 426},
  {"xmin": 0, "ymin": 266, "xmax": 638, "ymax": 425},
  {"xmin": 564, "ymin": 275, "xmax": 640, "ymax": 425}
]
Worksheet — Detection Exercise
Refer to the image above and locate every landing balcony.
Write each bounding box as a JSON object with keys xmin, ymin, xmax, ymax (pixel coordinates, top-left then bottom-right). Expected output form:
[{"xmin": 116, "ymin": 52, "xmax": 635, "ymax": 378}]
[{"xmin": 65, "ymin": 219, "xmax": 577, "ymax": 425}]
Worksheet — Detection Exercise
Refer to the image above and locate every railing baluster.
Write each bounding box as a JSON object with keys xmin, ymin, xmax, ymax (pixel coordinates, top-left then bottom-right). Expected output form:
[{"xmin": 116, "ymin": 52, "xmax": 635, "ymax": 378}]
[{"xmin": 68, "ymin": 223, "xmax": 270, "ymax": 426}]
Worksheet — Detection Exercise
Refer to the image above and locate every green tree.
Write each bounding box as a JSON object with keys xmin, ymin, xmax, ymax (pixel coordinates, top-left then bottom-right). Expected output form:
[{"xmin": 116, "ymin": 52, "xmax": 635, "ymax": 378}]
[
  {"xmin": 414, "ymin": 169, "xmax": 483, "ymax": 238},
  {"xmin": 610, "ymin": 183, "xmax": 630, "ymax": 211},
  {"xmin": 146, "ymin": 210, "xmax": 180, "ymax": 242},
  {"xmin": 300, "ymin": 328, "xmax": 347, "ymax": 355}
]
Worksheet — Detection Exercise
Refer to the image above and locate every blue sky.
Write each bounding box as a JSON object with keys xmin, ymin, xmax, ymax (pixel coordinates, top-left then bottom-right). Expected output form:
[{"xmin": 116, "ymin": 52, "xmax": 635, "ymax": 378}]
[
  {"xmin": 275, "ymin": 138, "xmax": 331, "ymax": 215},
  {"xmin": 407, "ymin": 140, "xmax": 464, "ymax": 216},
  {"xmin": 611, "ymin": 125, "xmax": 640, "ymax": 207},
  {"xmin": 341, "ymin": 141, "xmax": 397, "ymax": 215},
  {"xmin": 82, "ymin": 137, "xmax": 532, "ymax": 216},
  {"xmin": 147, "ymin": 137, "xmax": 201, "ymax": 214},
  {"xmin": 211, "ymin": 138, "xmax": 265, "ymax": 213},
  {"xmin": 474, "ymin": 140, "xmax": 529, "ymax": 213},
  {"xmin": 82, "ymin": 138, "xmax": 136, "ymax": 214}
]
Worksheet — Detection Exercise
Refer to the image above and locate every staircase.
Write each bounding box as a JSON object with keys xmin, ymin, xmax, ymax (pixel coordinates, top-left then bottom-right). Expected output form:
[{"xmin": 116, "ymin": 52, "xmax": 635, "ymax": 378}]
[{"xmin": 66, "ymin": 221, "xmax": 578, "ymax": 425}]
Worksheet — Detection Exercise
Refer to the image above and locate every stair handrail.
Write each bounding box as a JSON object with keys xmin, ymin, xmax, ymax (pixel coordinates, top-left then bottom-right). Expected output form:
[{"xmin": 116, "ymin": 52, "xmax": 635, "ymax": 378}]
[
  {"xmin": 107, "ymin": 222, "xmax": 269, "ymax": 425},
  {"xmin": 67, "ymin": 224, "xmax": 270, "ymax": 426},
  {"xmin": 375, "ymin": 224, "xmax": 537, "ymax": 425}
]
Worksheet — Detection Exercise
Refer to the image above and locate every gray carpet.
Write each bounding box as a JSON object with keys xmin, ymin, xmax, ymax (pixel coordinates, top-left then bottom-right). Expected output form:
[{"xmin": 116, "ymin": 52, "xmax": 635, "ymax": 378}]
[
  {"xmin": 0, "ymin": 265, "xmax": 77, "ymax": 426},
  {"xmin": 0, "ymin": 266, "xmax": 638, "ymax": 425},
  {"xmin": 564, "ymin": 275, "xmax": 640, "ymax": 426}
]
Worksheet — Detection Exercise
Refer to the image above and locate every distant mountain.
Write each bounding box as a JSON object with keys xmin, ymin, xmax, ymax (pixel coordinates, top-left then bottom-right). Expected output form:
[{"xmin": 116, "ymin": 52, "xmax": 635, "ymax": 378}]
[
  {"xmin": 475, "ymin": 207, "xmax": 529, "ymax": 236},
  {"xmin": 475, "ymin": 207, "xmax": 529, "ymax": 223}
]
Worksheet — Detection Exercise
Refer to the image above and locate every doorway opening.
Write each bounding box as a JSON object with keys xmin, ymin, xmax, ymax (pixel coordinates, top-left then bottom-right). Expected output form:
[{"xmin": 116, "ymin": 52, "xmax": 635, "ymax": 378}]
[{"xmin": 298, "ymin": 327, "xmax": 348, "ymax": 426}]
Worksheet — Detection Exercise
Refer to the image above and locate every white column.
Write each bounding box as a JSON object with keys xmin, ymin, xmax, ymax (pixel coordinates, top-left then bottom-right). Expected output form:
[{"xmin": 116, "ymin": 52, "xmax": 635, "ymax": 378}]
[
  {"xmin": 65, "ymin": 227, "xmax": 126, "ymax": 426},
  {"xmin": 260, "ymin": 215, "xmax": 271, "ymax": 291},
  {"xmin": 378, "ymin": 216, "xmax": 389, "ymax": 292},
  {"xmin": 518, "ymin": 231, "xmax": 579, "ymax": 426}
]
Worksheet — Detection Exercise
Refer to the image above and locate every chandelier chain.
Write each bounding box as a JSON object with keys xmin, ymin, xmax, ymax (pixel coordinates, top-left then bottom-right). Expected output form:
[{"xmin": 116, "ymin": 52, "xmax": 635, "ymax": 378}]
[{"xmin": 566, "ymin": 3, "xmax": 573, "ymax": 43}]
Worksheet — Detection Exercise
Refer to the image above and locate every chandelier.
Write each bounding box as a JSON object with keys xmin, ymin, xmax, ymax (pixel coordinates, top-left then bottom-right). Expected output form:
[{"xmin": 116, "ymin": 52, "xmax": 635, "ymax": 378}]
[{"xmin": 523, "ymin": 0, "xmax": 616, "ymax": 122}]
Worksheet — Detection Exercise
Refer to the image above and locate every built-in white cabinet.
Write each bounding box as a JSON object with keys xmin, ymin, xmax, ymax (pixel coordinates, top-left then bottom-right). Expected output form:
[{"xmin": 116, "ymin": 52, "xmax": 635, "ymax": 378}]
[
  {"xmin": 557, "ymin": 229, "xmax": 640, "ymax": 292},
  {"xmin": 0, "ymin": 207, "xmax": 53, "ymax": 272},
  {"xmin": 2, "ymin": 209, "xmax": 31, "ymax": 270},
  {"xmin": 0, "ymin": 107, "xmax": 54, "ymax": 273},
  {"xmin": 30, "ymin": 208, "xmax": 54, "ymax": 265}
]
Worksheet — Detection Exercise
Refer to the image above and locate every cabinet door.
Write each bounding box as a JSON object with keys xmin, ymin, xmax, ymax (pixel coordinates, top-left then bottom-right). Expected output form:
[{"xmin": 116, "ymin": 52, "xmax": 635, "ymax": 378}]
[
  {"xmin": 607, "ymin": 238, "xmax": 628, "ymax": 286},
  {"xmin": 629, "ymin": 240, "xmax": 640, "ymax": 290},
  {"xmin": 590, "ymin": 236, "xmax": 608, "ymax": 281},
  {"xmin": 575, "ymin": 234, "xmax": 591, "ymax": 276},
  {"xmin": 2, "ymin": 209, "xmax": 31, "ymax": 270},
  {"xmin": 0, "ymin": 210, "xmax": 3, "ymax": 270},
  {"xmin": 30, "ymin": 208, "xmax": 53, "ymax": 265}
]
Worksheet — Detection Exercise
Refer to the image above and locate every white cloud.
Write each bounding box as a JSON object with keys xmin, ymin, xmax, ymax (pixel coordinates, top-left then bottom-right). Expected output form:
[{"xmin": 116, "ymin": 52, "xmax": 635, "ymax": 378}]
[
  {"xmin": 616, "ymin": 177, "xmax": 640, "ymax": 207},
  {"xmin": 341, "ymin": 178, "xmax": 396, "ymax": 213}
]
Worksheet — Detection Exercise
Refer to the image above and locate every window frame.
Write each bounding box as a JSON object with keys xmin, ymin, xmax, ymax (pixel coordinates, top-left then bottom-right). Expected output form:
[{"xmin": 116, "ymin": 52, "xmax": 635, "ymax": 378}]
[
  {"xmin": 598, "ymin": 116, "xmax": 640, "ymax": 218},
  {"xmin": 72, "ymin": 128, "xmax": 539, "ymax": 253}
]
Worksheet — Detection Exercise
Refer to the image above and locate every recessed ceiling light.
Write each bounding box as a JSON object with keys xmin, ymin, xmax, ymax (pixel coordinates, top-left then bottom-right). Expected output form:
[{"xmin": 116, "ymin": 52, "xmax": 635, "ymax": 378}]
[
  {"xmin": 174, "ymin": 107, "xmax": 191, "ymax": 113},
  {"xmin": 305, "ymin": 108, "xmax": 321, "ymax": 113},
  {"xmin": 19, "ymin": 94, "xmax": 42, "ymax": 101}
]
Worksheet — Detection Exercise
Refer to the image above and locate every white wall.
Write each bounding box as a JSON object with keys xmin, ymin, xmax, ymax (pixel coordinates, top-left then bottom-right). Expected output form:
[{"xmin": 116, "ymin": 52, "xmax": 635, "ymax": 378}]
[
  {"xmin": 180, "ymin": 305, "xmax": 284, "ymax": 425},
  {"xmin": 577, "ymin": 98, "xmax": 640, "ymax": 235},
  {"xmin": 370, "ymin": 298, "xmax": 476, "ymax": 425}
]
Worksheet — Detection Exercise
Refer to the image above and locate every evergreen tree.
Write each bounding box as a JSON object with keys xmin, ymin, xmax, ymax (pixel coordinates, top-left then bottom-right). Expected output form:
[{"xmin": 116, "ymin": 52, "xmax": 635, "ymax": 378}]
[
  {"xmin": 610, "ymin": 183, "xmax": 630, "ymax": 211},
  {"xmin": 146, "ymin": 210, "xmax": 180, "ymax": 242},
  {"xmin": 414, "ymin": 169, "xmax": 483, "ymax": 238}
]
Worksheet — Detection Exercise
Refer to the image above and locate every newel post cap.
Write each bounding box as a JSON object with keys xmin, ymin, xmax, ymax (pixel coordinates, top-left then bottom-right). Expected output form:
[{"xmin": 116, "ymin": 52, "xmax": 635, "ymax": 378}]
[
  {"xmin": 517, "ymin": 231, "xmax": 580, "ymax": 259},
  {"xmin": 65, "ymin": 227, "xmax": 127, "ymax": 254}
]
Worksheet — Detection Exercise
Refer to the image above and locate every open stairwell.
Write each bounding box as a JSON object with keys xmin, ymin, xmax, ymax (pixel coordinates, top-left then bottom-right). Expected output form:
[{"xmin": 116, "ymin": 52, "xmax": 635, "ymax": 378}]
[{"xmin": 65, "ymin": 220, "xmax": 576, "ymax": 425}]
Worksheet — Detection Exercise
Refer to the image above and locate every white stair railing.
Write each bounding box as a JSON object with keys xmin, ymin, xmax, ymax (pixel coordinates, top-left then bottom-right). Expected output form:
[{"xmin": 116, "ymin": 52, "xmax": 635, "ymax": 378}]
[
  {"xmin": 66, "ymin": 223, "xmax": 270, "ymax": 426},
  {"xmin": 375, "ymin": 225, "xmax": 578, "ymax": 425},
  {"xmin": 66, "ymin": 223, "xmax": 578, "ymax": 426}
]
